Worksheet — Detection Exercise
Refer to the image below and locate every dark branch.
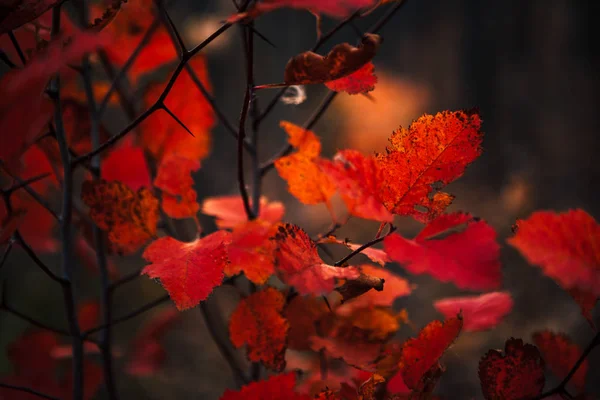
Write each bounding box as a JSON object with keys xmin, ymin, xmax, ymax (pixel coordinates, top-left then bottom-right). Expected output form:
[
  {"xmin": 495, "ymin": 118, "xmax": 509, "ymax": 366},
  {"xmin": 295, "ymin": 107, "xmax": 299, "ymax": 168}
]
[
  {"xmin": 0, "ymin": 382, "xmax": 60, "ymax": 400},
  {"xmin": 8, "ymin": 31, "xmax": 26, "ymax": 66},
  {"xmin": 14, "ymin": 232, "xmax": 65, "ymax": 284},
  {"xmin": 333, "ymin": 226, "xmax": 397, "ymax": 266}
]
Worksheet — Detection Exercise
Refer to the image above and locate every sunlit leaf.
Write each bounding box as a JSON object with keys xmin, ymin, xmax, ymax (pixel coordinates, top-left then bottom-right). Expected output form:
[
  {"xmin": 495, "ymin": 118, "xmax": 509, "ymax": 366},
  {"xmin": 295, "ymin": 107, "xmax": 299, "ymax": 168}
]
[{"xmin": 434, "ymin": 292, "xmax": 513, "ymax": 332}]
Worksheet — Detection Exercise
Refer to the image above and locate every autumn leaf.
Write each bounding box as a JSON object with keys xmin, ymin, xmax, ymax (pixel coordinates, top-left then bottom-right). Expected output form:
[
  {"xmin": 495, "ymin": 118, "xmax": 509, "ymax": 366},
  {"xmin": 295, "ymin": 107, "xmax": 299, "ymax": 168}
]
[
  {"xmin": 310, "ymin": 333, "xmax": 384, "ymax": 367},
  {"xmin": 283, "ymin": 34, "xmax": 381, "ymax": 87},
  {"xmin": 357, "ymin": 373, "xmax": 385, "ymax": 400},
  {"xmin": 334, "ymin": 271, "xmax": 385, "ymax": 305},
  {"xmin": 77, "ymin": 300, "xmax": 101, "ymax": 332},
  {"xmin": 141, "ymin": 231, "xmax": 231, "ymax": 310},
  {"xmin": 81, "ymin": 179, "xmax": 159, "ymax": 254},
  {"xmin": 273, "ymin": 223, "xmax": 359, "ymax": 294},
  {"xmin": 220, "ymin": 372, "xmax": 310, "ymax": 400},
  {"xmin": 229, "ymin": 287, "xmax": 289, "ymax": 371},
  {"xmin": 153, "ymin": 154, "xmax": 201, "ymax": 219},
  {"xmin": 399, "ymin": 315, "xmax": 462, "ymax": 389},
  {"xmin": 319, "ymin": 150, "xmax": 393, "ymax": 222},
  {"xmin": 202, "ymin": 195, "xmax": 284, "ymax": 229},
  {"xmin": 335, "ymin": 265, "xmax": 412, "ymax": 315},
  {"xmin": 141, "ymin": 56, "xmax": 215, "ymax": 162},
  {"xmin": 284, "ymin": 295, "xmax": 329, "ymax": 350},
  {"xmin": 433, "ymin": 292, "xmax": 514, "ymax": 332},
  {"xmin": 325, "ymin": 62, "xmax": 377, "ymax": 94},
  {"xmin": 275, "ymin": 121, "xmax": 335, "ymax": 205},
  {"xmin": 226, "ymin": 220, "xmax": 278, "ymax": 284},
  {"xmin": 101, "ymin": 141, "xmax": 151, "ymax": 191},
  {"xmin": 479, "ymin": 338, "xmax": 545, "ymax": 400},
  {"xmin": 384, "ymin": 212, "xmax": 500, "ymax": 290},
  {"xmin": 532, "ymin": 331, "xmax": 588, "ymax": 393},
  {"xmin": 98, "ymin": 0, "xmax": 177, "ymax": 79},
  {"xmin": 567, "ymin": 288, "xmax": 598, "ymax": 330},
  {"xmin": 126, "ymin": 309, "xmax": 180, "ymax": 376},
  {"xmin": 507, "ymin": 209, "xmax": 600, "ymax": 298},
  {"xmin": 376, "ymin": 109, "xmax": 483, "ymax": 222},
  {"xmin": 0, "ymin": 0, "xmax": 62, "ymax": 34}
]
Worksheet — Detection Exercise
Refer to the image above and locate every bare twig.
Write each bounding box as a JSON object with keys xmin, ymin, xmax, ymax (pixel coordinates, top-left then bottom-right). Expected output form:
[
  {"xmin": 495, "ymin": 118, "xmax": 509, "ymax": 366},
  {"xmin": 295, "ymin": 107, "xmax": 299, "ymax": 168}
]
[
  {"xmin": 333, "ymin": 225, "xmax": 396, "ymax": 266},
  {"xmin": 0, "ymin": 49, "xmax": 17, "ymax": 68},
  {"xmin": 0, "ymin": 382, "xmax": 60, "ymax": 400},
  {"xmin": 8, "ymin": 31, "xmax": 26, "ymax": 66},
  {"xmin": 14, "ymin": 232, "xmax": 64, "ymax": 284},
  {"xmin": 0, "ymin": 243, "xmax": 13, "ymax": 270}
]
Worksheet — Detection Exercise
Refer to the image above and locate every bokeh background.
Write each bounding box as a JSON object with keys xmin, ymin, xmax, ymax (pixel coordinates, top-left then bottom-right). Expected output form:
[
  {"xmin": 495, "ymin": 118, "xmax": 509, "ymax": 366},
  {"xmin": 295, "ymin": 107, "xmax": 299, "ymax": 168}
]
[{"xmin": 1, "ymin": 0, "xmax": 599, "ymax": 398}]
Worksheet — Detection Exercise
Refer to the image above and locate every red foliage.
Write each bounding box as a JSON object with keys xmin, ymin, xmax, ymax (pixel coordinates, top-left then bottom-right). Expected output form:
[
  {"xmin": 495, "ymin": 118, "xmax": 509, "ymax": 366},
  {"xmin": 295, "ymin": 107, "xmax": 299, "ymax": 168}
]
[
  {"xmin": 153, "ymin": 154, "xmax": 201, "ymax": 219},
  {"xmin": 325, "ymin": 62, "xmax": 378, "ymax": 94},
  {"xmin": 384, "ymin": 212, "xmax": 501, "ymax": 290},
  {"xmin": 479, "ymin": 338, "xmax": 545, "ymax": 400},
  {"xmin": 101, "ymin": 141, "xmax": 151, "ymax": 191},
  {"xmin": 141, "ymin": 231, "xmax": 231, "ymax": 310},
  {"xmin": 273, "ymin": 223, "xmax": 359, "ymax": 294},
  {"xmin": 433, "ymin": 292, "xmax": 514, "ymax": 332},
  {"xmin": 399, "ymin": 315, "xmax": 462, "ymax": 389},
  {"xmin": 229, "ymin": 287, "xmax": 289, "ymax": 371},
  {"xmin": 220, "ymin": 372, "xmax": 310, "ymax": 400},
  {"xmin": 202, "ymin": 195, "xmax": 285, "ymax": 229}
]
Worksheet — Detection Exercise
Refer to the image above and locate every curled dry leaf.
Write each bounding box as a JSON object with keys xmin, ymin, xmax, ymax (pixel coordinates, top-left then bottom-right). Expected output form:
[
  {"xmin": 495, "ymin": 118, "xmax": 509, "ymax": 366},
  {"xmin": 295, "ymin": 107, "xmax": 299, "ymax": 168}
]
[
  {"xmin": 283, "ymin": 34, "xmax": 381, "ymax": 86},
  {"xmin": 273, "ymin": 223, "xmax": 359, "ymax": 294},
  {"xmin": 229, "ymin": 287, "xmax": 289, "ymax": 371},
  {"xmin": 377, "ymin": 109, "xmax": 483, "ymax": 222},
  {"xmin": 507, "ymin": 209, "xmax": 600, "ymax": 298},
  {"xmin": 202, "ymin": 195, "xmax": 284, "ymax": 229},
  {"xmin": 153, "ymin": 154, "xmax": 201, "ymax": 219},
  {"xmin": 434, "ymin": 292, "xmax": 514, "ymax": 332},
  {"xmin": 141, "ymin": 231, "xmax": 231, "ymax": 310},
  {"xmin": 226, "ymin": 220, "xmax": 278, "ymax": 284},
  {"xmin": 384, "ymin": 212, "xmax": 501, "ymax": 290},
  {"xmin": 399, "ymin": 315, "xmax": 462, "ymax": 389},
  {"xmin": 532, "ymin": 331, "xmax": 588, "ymax": 393},
  {"xmin": 275, "ymin": 121, "xmax": 335, "ymax": 205},
  {"xmin": 219, "ymin": 372, "xmax": 310, "ymax": 400},
  {"xmin": 81, "ymin": 179, "xmax": 159, "ymax": 254},
  {"xmin": 478, "ymin": 338, "xmax": 545, "ymax": 400}
]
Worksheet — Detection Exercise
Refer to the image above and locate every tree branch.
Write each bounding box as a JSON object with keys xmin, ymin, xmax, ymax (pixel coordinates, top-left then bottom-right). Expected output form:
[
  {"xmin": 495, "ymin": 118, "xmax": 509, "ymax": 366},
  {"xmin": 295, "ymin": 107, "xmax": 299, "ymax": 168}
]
[
  {"xmin": 0, "ymin": 382, "xmax": 60, "ymax": 400},
  {"xmin": 333, "ymin": 225, "xmax": 396, "ymax": 266},
  {"xmin": 8, "ymin": 31, "xmax": 26, "ymax": 66}
]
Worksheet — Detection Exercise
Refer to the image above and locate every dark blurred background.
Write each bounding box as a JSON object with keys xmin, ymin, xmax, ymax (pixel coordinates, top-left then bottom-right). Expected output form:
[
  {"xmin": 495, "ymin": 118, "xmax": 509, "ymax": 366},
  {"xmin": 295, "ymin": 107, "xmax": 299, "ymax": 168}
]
[{"xmin": 1, "ymin": 0, "xmax": 599, "ymax": 398}]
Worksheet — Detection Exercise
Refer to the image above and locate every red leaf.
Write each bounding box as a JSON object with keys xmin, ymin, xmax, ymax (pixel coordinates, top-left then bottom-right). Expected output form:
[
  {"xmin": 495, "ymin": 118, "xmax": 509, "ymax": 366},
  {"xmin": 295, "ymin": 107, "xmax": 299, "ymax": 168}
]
[
  {"xmin": 153, "ymin": 154, "xmax": 200, "ymax": 219},
  {"xmin": 220, "ymin": 372, "xmax": 310, "ymax": 400},
  {"xmin": 567, "ymin": 288, "xmax": 598, "ymax": 330},
  {"xmin": 273, "ymin": 223, "xmax": 359, "ymax": 295},
  {"xmin": 202, "ymin": 195, "xmax": 285, "ymax": 229},
  {"xmin": 325, "ymin": 62, "xmax": 377, "ymax": 94},
  {"xmin": 141, "ymin": 231, "xmax": 231, "ymax": 310},
  {"xmin": 507, "ymin": 209, "xmax": 600, "ymax": 297},
  {"xmin": 126, "ymin": 308, "xmax": 180, "ymax": 376},
  {"xmin": 434, "ymin": 292, "xmax": 513, "ymax": 332},
  {"xmin": 7, "ymin": 331, "xmax": 59, "ymax": 377},
  {"xmin": 81, "ymin": 179, "xmax": 159, "ymax": 255},
  {"xmin": 376, "ymin": 109, "xmax": 483, "ymax": 222},
  {"xmin": 229, "ymin": 287, "xmax": 289, "ymax": 371},
  {"xmin": 319, "ymin": 150, "xmax": 393, "ymax": 222},
  {"xmin": 532, "ymin": 331, "xmax": 588, "ymax": 393},
  {"xmin": 284, "ymin": 295, "xmax": 329, "ymax": 350},
  {"xmin": 141, "ymin": 57, "xmax": 215, "ymax": 162},
  {"xmin": 101, "ymin": 141, "xmax": 151, "ymax": 191},
  {"xmin": 226, "ymin": 220, "xmax": 278, "ymax": 284},
  {"xmin": 479, "ymin": 338, "xmax": 545, "ymax": 400},
  {"xmin": 399, "ymin": 315, "xmax": 462, "ymax": 389},
  {"xmin": 77, "ymin": 300, "xmax": 101, "ymax": 332},
  {"xmin": 384, "ymin": 212, "xmax": 501, "ymax": 290}
]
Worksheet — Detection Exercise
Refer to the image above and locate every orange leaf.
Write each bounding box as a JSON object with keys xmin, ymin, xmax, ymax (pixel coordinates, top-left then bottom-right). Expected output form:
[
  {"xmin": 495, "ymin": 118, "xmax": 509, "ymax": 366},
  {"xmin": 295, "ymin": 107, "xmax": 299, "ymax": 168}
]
[
  {"xmin": 141, "ymin": 231, "xmax": 231, "ymax": 310},
  {"xmin": 273, "ymin": 223, "xmax": 359, "ymax": 294},
  {"xmin": 220, "ymin": 372, "xmax": 310, "ymax": 400},
  {"xmin": 507, "ymin": 209, "xmax": 600, "ymax": 298},
  {"xmin": 532, "ymin": 331, "xmax": 588, "ymax": 393},
  {"xmin": 226, "ymin": 220, "xmax": 278, "ymax": 284},
  {"xmin": 202, "ymin": 195, "xmax": 285, "ymax": 229},
  {"xmin": 399, "ymin": 315, "xmax": 462, "ymax": 389},
  {"xmin": 126, "ymin": 309, "xmax": 180, "ymax": 376},
  {"xmin": 229, "ymin": 287, "xmax": 289, "ymax": 371},
  {"xmin": 275, "ymin": 121, "xmax": 335, "ymax": 205},
  {"xmin": 384, "ymin": 212, "xmax": 501, "ymax": 290},
  {"xmin": 433, "ymin": 292, "xmax": 514, "ymax": 332},
  {"xmin": 319, "ymin": 150, "xmax": 393, "ymax": 222},
  {"xmin": 284, "ymin": 295, "xmax": 329, "ymax": 350},
  {"xmin": 153, "ymin": 154, "xmax": 201, "ymax": 219},
  {"xmin": 283, "ymin": 34, "xmax": 381, "ymax": 86},
  {"xmin": 325, "ymin": 62, "xmax": 377, "ymax": 95},
  {"xmin": 101, "ymin": 141, "xmax": 151, "ymax": 191},
  {"xmin": 376, "ymin": 109, "xmax": 483, "ymax": 222},
  {"xmin": 141, "ymin": 57, "xmax": 215, "ymax": 162},
  {"xmin": 81, "ymin": 179, "xmax": 159, "ymax": 254},
  {"xmin": 479, "ymin": 338, "xmax": 545, "ymax": 400}
]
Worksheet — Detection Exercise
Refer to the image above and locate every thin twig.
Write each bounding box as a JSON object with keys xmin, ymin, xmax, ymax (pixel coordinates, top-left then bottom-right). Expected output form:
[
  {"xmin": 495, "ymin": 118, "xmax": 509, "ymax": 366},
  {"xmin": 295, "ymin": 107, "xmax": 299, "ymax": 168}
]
[
  {"xmin": 0, "ymin": 243, "xmax": 13, "ymax": 270},
  {"xmin": 8, "ymin": 31, "xmax": 26, "ymax": 66},
  {"xmin": 0, "ymin": 382, "xmax": 60, "ymax": 400},
  {"xmin": 237, "ymin": 87, "xmax": 254, "ymax": 219},
  {"xmin": 333, "ymin": 226, "xmax": 396, "ymax": 266},
  {"xmin": 14, "ymin": 232, "xmax": 65, "ymax": 284},
  {"xmin": 0, "ymin": 170, "xmax": 59, "ymax": 221},
  {"xmin": 109, "ymin": 268, "xmax": 141, "ymax": 291},
  {"xmin": 0, "ymin": 49, "xmax": 17, "ymax": 68}
]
